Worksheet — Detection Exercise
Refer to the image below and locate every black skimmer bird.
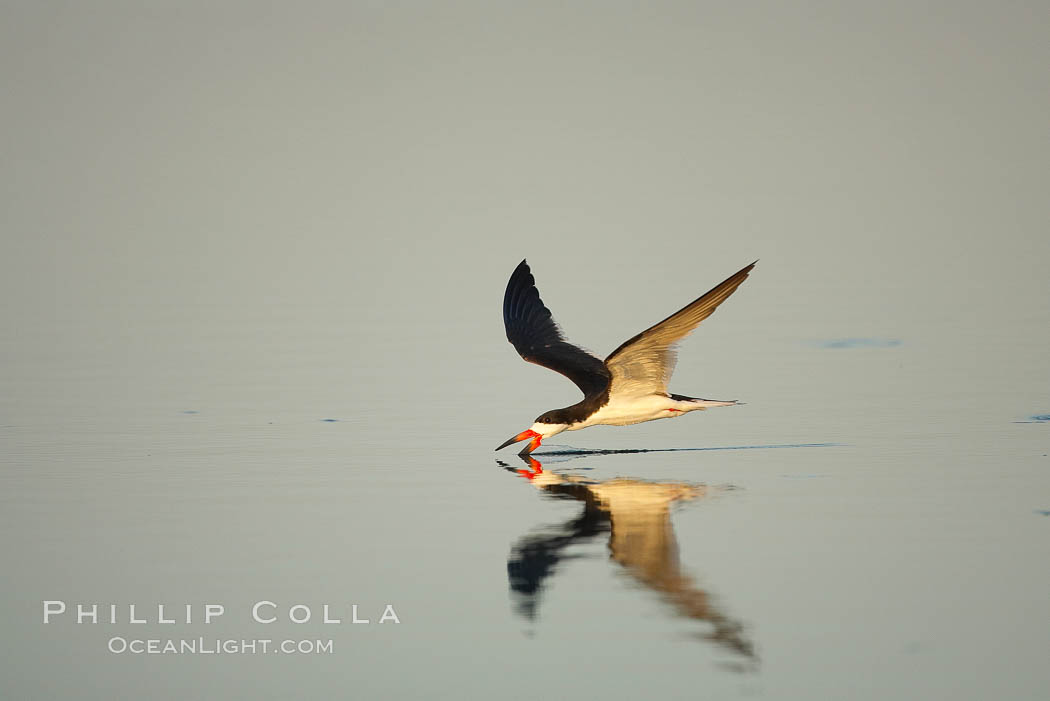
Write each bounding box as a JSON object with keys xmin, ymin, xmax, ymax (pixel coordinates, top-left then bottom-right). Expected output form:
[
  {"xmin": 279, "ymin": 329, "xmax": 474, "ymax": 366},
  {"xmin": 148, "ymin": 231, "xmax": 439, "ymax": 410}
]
[{"xmin": 496, "ymin": 260, "xmax": 756, "ymax": 455}]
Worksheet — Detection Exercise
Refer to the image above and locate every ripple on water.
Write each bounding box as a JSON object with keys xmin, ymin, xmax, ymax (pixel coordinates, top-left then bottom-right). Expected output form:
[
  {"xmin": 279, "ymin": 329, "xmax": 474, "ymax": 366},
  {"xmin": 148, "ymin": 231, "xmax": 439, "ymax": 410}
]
[
  {"xmin": 1013, "ymin": 413, "xmax": 1050, "ymax": 424},
  {"xmin": 817, "ymin": 338, "xmax": 902, "ymax": 349}
]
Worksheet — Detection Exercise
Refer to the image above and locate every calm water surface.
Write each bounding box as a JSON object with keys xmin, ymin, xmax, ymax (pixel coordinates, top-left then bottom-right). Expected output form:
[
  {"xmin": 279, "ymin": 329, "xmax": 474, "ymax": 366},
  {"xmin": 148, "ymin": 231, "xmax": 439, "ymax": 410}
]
[{"xmin": 3, "ymin": 294, "xmax": 1047, "ymax": 699}]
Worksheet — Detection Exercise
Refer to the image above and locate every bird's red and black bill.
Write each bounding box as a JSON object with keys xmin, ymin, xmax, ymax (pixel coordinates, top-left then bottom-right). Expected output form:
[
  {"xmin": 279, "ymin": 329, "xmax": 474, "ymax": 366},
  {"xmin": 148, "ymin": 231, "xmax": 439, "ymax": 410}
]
[{"xmin": 495, "ymin": 429, "xmax": 542, "ymax": 453}]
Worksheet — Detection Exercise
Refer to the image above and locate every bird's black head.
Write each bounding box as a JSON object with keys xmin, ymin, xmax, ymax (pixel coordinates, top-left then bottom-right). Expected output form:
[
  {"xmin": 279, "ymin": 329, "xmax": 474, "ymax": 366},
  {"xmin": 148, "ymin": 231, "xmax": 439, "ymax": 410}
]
[{"xmin": 535, "ymin": 409, "xmax": 572, "ymax": 426}]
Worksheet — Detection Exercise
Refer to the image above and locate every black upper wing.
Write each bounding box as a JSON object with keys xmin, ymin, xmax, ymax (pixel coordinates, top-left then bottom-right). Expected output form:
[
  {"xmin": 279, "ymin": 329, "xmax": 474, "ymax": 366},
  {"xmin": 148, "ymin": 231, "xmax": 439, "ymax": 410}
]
[{"xmin": 502, "ymin": 260, "xmax": 611, "ymax": 399}]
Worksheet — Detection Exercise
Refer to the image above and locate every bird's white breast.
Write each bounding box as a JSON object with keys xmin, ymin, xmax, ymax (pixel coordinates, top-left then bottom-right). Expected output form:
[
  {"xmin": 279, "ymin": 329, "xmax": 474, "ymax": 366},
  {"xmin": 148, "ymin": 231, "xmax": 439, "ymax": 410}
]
[{"xmin": 570, "ymin": 394, "xmax": 685, "ymax": 429}]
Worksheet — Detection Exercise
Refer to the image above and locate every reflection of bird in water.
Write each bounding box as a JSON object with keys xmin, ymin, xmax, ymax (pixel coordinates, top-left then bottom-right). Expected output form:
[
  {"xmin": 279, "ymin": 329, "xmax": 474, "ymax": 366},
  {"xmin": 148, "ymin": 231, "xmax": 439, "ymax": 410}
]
[{"xmin": 505, "ymin": 456, "xmax": 756, "ymax": 663}]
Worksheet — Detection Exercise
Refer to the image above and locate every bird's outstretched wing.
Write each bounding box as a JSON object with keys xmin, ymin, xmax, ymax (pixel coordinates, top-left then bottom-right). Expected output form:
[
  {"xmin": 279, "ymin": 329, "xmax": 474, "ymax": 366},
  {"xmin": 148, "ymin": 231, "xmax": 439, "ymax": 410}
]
[
  {"xmin": 503, "ymin": 260, "xmax": 611, "ymax": 399},
  {"xmin": 604, "ymin": 262, "xmax": 755, "ymax": 397}
]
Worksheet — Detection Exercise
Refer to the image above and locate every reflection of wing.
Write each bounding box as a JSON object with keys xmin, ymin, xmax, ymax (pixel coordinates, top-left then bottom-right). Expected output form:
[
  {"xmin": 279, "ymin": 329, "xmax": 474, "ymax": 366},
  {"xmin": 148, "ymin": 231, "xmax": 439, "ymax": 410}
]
[
  {"xmin": 503, "ymin": 260, "xmax": 611, "ymax": 399},
  {"xmin": 506, "ymin": 484, "xmax": 609, "ymax": 620},
  {"xmin": 508, "ymin": 462, "xmax": 756, "ymax": 661},
  {"xmin": 604, "ymin": 262, "xmax": 755, "ymax": 397},
  {"xmin": 596, "ymin": 480, "xmax": 755, "ymax": 659}
]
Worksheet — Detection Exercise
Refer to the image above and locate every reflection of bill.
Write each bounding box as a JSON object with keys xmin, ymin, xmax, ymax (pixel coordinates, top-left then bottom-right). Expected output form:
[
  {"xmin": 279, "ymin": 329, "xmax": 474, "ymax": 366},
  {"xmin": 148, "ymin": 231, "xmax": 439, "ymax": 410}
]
[{"xmin": 505, "ymin": 456, "xmax": 756, "ymax": 664}]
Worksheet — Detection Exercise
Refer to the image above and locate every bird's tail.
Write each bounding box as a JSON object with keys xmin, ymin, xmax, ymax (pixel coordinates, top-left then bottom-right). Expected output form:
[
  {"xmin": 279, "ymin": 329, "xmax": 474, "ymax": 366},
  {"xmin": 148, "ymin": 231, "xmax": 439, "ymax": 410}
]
[{"xmin": 669, "ymin": 394, "xmax": 740, "ymax": 409}]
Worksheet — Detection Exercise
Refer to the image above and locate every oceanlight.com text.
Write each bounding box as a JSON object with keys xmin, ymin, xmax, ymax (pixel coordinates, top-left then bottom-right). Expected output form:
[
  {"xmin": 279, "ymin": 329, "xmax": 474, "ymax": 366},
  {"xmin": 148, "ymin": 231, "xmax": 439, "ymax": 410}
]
[{"xmin": 107, "ymin": 637, "xmax": 334, "ymax": 655}]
